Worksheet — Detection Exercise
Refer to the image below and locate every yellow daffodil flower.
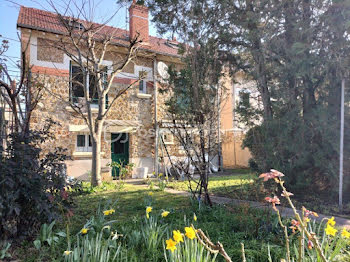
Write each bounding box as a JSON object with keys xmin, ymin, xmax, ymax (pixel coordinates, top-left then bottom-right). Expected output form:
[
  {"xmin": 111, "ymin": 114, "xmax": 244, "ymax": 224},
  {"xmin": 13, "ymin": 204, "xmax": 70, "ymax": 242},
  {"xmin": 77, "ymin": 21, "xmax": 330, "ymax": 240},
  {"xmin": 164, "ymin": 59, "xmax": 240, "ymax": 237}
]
[
  {"xmin": 80, "ymin": 228, "xmax": 88, "ymax": 234},
  {"xmin": 173, "ymin": 230, "xmax": 184, "ymax": 243},
  {"xmin": 146, "ymin": 206, "xmax": 152, "ymax": 213},
  {"xmin": 148, "ymin": 192, "xmax": 153, "ymax": 196},
  {"xmin": 185, "ymin": 227, "xmax": 196, "ymax": 239},
  {"xmin": 166, "ymin": 238, "xmax": 177, "ymax": 253},
  {"xmin": 341, "ymin": 229, "xmax": 350, "ymax": 239},
  {"xmin": 146, "ymin": 213, "xmax": 150, "ymax": 219},
  {"xmin": 103, "ymin": 209, "xmax": 115, "ymax": 216},
  {"xmin": 193, "ymin": 213, "xmax": 197, "ymax": 222},
  {"xmin": 161, "ymin": 211, "xmax": 170, "ymax": 217},
  {"xmin": 63, "ymin": 250, "xmax": 72, "ymax": 255},
  {"xmin": 304, "ymin": 217, "xmax": 310, "ymax": 223},
  {"xmin": 327, "ymin": 217, "xmax": 336, "ymax": 226},
  {"xmin": 325, "ymin": 225, "xmax": 338, "ymax": 236}
]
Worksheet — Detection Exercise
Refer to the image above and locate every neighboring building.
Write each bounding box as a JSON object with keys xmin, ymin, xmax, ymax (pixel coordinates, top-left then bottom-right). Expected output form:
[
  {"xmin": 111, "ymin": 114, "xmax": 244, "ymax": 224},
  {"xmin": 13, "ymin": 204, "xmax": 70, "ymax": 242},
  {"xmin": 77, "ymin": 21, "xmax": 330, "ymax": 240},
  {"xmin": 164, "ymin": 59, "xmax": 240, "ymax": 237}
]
[
  {"xmin": 17, "ymin": 2, "xmax": 184, "ymax": 180},
  {"xmin": 220, "ymin": 71, "xmax": 260, "ymax": 168}
]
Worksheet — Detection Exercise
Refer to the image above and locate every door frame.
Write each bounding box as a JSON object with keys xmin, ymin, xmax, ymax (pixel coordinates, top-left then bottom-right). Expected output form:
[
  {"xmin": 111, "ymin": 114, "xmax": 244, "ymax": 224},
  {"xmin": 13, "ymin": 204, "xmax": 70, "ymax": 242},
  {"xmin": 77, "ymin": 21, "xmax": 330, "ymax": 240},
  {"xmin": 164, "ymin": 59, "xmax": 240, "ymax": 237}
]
[{"xmin": 111, "ymin": 133, "xmax": 129, "ymax": 177}]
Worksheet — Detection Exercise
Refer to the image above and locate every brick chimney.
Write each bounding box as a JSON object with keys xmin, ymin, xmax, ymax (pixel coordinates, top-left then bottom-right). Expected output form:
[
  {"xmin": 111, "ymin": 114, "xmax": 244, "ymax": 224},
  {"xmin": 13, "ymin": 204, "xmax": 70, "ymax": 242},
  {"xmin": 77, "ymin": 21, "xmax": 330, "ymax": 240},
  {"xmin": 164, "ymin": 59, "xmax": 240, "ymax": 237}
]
[{"xmin": 129, "ymin": 0, "xmax": 149, "ymax": 43}]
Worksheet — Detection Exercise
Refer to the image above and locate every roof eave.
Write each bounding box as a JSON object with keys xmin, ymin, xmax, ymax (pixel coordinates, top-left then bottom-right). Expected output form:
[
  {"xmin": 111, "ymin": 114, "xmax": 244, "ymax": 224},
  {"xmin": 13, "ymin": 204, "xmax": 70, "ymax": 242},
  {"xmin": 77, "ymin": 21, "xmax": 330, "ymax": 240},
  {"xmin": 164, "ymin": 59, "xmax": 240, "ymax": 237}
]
[{"xmin": 17, "ymin": 23, "xmax": 182, "ymax": 59}]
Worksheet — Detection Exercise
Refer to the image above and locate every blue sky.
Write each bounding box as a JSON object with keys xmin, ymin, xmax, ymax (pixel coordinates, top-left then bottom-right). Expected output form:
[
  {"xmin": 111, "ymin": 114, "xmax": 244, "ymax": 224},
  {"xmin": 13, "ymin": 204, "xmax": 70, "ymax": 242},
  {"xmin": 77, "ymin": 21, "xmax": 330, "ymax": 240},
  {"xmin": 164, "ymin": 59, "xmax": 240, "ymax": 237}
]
[{"xmin": 0, "ymin": 0, "xmax": 159, "ymax": 78}]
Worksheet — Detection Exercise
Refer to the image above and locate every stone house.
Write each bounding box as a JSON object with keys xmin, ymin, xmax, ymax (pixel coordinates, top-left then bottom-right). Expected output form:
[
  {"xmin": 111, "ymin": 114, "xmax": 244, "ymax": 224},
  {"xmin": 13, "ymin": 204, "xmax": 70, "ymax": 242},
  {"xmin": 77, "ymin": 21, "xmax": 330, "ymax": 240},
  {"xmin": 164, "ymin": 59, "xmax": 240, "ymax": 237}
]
[
  {"xmin": 17, "ymin": 2, "xmax": 185, "ymax": 180},
  {"xmin": 16, "ymin": 2, "xmax": 255, "ymax": 179}
]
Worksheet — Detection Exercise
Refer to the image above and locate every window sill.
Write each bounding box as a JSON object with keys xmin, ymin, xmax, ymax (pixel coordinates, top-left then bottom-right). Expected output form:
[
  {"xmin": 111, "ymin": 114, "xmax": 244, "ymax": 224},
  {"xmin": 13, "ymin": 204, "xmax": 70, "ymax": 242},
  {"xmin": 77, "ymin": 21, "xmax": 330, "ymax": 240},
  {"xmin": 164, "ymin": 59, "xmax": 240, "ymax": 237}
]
[
  {"xmin": 137, "ymin": 93, "xmax": 152, "ymax": 99},
  {"xmin": 65, "ymin": 106, "xmax": 99, "ymax": 113},
  {"xmin": 72, "ymin": 152, "xmax": 105, "ymax": 158},
  {"xmin": 72, "ymin": 151, "xmax": 92, "ymax": 157}
]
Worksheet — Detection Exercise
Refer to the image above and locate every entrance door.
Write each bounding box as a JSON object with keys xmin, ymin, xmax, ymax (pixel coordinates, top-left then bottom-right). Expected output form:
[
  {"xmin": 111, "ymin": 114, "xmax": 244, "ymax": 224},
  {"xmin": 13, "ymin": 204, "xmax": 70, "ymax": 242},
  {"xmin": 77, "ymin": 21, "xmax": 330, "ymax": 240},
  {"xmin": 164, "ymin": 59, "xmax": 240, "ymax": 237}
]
[{"xmin": 111, "ymin": 133, "xmax": 129, "ymax": 177}]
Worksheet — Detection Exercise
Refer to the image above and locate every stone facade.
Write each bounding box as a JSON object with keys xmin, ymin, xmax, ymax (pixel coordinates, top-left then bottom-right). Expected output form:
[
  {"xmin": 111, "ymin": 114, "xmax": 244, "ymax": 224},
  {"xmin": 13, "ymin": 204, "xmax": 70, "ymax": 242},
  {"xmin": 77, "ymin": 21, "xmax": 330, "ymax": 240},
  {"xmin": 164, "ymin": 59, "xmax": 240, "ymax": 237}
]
[{"xmin": 21, "ymin": 25, "xmax": 183, "ymax": 180}]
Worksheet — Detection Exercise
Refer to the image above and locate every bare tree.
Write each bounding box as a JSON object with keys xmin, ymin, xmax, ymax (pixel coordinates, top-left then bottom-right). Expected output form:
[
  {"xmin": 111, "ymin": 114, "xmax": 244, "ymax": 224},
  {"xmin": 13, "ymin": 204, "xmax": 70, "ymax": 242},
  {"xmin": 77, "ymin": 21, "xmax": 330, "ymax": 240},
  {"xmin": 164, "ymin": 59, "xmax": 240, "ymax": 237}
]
[
  {"xmin": 43, "ymin": 1, "xmax": 143, "ymax": 186},
  {"xmin": 159, "ymin": 40, "xmax": 225, "ymax": 206},
  {"xmin": 0, "ymin": 36, "xmax": 44, "ymax": 138}
]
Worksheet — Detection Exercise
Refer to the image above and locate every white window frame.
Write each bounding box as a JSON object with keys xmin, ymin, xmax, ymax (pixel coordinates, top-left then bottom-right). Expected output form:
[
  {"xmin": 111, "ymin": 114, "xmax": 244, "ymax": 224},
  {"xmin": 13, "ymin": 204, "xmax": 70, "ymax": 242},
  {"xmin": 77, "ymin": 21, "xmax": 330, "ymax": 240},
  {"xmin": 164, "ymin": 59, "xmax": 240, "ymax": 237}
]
[
  {"xmin": 139, "ymin": 79, "xmax": 147, "ymax": 94},
  {"xmin": 76, "ymin": 133, "xmax": 92, "ymax": 152},
  {"xmin": 138, "ymin": 70, "xmax": 147, "ymax": 94},
  {"xmin": 70, "ymin": 61, "xmax": 110, "ymax": 107},
  {"xmin": 161, "ymin": 132, "xmax": 174, "ymax": 145}
]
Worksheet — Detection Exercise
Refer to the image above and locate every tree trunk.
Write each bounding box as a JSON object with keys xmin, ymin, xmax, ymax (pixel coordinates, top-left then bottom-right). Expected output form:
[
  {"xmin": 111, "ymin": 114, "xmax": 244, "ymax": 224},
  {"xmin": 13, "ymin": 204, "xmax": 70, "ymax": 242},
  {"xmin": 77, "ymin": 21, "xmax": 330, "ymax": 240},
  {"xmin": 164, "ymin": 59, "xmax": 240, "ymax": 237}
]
[{"xmin": 91, "ymin": 124, "xmax": 103, "ymax": 186}]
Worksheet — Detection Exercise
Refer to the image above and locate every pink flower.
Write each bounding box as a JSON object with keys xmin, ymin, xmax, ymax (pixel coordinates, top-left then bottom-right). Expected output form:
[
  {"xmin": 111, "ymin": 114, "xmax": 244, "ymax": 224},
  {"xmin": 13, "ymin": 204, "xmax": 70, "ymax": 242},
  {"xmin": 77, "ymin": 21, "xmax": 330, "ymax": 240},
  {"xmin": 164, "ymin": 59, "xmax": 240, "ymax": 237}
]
[
  {"xmin": 48, "ymin": 194, "xmax": 55, "ymax": 203},
  {"xmin": 291, "ymin": 219, "xmax": 300, "ymax": 226},
  {"xmin": 265, "ymin": 196, "xmax": 281, "ymax": 205},
  {"xmin": 307, "ymin": 239, "xmax": 313, "ymax": 250},
  {"xmin": 265, "ymin": 196, "xmax": 281, "ymax": 211},
  {"xmin": 61, "ymin": 189, "xmax": 68, "ymax": 200},
  {"xmin": 66, "ymin": 209, "xmax": 74, "ymax": 218},
  {"xmin": 303, "ymin": 207, "xmax": 318, "ymax": 217},
  {"xmin": 259, "ymin": 169, "xmax": 285, "ymax": 181},
  {"xmin": 281, "ymin": 191, "xmax": 294, "ymax": 197}
]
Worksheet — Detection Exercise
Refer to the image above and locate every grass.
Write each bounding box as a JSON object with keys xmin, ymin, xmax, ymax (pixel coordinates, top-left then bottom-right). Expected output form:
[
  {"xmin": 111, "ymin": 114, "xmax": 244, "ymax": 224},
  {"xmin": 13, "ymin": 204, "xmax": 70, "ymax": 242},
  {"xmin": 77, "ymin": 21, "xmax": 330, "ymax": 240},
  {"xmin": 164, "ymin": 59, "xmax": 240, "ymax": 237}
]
[
  {"xmin": 167, "ymin": 169, "xmax": 262, "ymax": 201},
  {"xmin": 167, "ymin": 168, "xmax": 350, "ymax": 219},
  {"xmin": 14, "ymin": 181, "xmax": 288, "ymax": 262},
  {"xmin": 168, "ymin": 173, "xmax": 255, "ymax": 192}
]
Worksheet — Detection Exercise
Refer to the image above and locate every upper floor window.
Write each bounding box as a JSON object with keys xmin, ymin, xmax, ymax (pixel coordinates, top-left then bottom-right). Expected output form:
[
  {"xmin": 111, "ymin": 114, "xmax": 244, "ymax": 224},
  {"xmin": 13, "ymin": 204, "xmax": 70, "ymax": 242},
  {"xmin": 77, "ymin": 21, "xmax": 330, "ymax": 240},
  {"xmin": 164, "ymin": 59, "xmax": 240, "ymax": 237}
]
[
  {"xmin": 69, "ymin": 62, "xmax": 108, "ymax": 105},
  {"xmin": 138, "ymin": 71, "xmax": 147, "ymax": 94},
  {"xmin": 238, "ymin": 90, "xmax": 250, "ymax": 109},
  {"xmin": 67, "ymin": 20, "xmax": 84, "ymax": 31}
]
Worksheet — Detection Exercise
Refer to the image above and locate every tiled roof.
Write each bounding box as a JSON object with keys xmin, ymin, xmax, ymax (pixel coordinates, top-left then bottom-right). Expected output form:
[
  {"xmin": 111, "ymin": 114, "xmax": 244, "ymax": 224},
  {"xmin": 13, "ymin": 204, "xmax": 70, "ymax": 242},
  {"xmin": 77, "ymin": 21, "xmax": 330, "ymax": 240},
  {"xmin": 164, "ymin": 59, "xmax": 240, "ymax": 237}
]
[{"xmin": 17, "ymin": 6, "xmax": 180, "ymax": 57}]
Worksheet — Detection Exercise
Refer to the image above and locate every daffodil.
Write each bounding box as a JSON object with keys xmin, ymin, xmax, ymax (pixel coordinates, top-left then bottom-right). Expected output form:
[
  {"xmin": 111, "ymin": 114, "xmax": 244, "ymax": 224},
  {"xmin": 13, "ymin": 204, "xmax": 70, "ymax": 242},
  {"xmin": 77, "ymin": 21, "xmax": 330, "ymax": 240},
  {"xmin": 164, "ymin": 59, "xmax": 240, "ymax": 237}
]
[
  {"xmin": 63, "ymin": 250, "xmax": 72, "ymax": 255},
  {"xmin": 193, "ymin": 213, "xmax": 197, "ymax": 222},
  {"xmin": 173, "ymin": 230, "xmax": 184, "ymax": 243},
  {"xmin": 325, "ymin": 225, "xmax": 338, "ymax": 236},
  {"xmin": 327, "ymin": 217, "xmax": 336, "ymax": 226},
  {"xmin": 341, "ymin": 229, "xmax": 350, "ymax": 239},
  {"xmin": 304, "ymin": 217, "xmax": 310, "ymax": 223},
  {"xmin": 80, "ymin": 228, "xmax": 88, "ymax": 234},
  {"xmin": 148, "ymin": 192, "xmax": 153, "ymax": 196},
  {"xmin": 145, "ymin": 206, "xmax": 152, "ymax": 219},
  {"xmin": 185, "ymin": 226, "xmax": 196, "ymax": 239},
  {"xmin": 161, "ymin": 211, "xmax": 170, "ymax": 217},
  {"xmin": 103, "ymin": 209, "xmax": 115, "ymax": 216},
  {"xmin": 166, "ymin": 238, "xmax": 177, "ymax": 253}
]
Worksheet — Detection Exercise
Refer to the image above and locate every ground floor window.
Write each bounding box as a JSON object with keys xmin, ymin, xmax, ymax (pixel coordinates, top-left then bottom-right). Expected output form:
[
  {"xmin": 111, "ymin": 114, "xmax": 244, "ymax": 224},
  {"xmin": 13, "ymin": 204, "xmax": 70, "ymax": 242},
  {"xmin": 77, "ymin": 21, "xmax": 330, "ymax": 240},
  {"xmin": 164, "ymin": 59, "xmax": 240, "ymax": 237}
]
[
  {"xmin": 76, "ymin": 134, "xmax": 92, "ymax": 152},
  {"xmin": 161, "ymin": 132, "xmax": 174, "ymax": 145}
]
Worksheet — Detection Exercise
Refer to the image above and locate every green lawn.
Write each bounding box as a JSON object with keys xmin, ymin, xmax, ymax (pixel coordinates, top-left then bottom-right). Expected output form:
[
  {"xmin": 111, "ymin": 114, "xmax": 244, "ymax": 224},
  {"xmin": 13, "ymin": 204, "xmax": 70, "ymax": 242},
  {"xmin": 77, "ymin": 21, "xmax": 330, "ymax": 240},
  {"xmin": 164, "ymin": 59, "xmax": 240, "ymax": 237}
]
[
  {"xmin": 168, "ymin": 169, "xmax": 350, "ymax": 218},
  {"xmin": 167, "ymin": 170, "xmax": 259, "ymax": 198},
  {"xmin": 15, "ymin": 182, "xmax": 287, "ymax": 262}
]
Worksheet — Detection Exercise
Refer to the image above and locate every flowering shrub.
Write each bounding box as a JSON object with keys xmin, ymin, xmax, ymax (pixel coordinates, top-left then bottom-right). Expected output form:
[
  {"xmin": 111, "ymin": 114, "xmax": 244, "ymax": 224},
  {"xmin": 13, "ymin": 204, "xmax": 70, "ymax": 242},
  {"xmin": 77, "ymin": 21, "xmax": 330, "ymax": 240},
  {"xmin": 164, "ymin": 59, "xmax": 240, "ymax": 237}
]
[{"xmin": 261, "ymin": 169, "xmax": 350, "ymax": 262}]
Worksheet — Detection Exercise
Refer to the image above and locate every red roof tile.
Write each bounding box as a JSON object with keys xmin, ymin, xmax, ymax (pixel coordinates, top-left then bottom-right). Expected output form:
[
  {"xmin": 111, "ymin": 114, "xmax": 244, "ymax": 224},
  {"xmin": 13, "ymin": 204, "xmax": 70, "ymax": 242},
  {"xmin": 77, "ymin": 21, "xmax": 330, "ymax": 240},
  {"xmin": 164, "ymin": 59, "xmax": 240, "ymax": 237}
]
[{"xmin": 17, "ymin": 6, "xmax": 180, "ymax": 57}]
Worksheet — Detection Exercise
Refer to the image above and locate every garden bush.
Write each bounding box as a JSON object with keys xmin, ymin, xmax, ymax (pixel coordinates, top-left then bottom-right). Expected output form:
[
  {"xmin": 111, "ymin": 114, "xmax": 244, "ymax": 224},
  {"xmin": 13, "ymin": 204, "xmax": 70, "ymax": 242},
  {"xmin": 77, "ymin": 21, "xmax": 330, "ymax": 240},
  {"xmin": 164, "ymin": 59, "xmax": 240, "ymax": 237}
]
[
  {"xmin": 243, "ymin": 109, "xmax": 342, "ymax": 195},
  {"xmin": 0, "ymin": 120, "xmax": 71, "ymax": 240}
]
